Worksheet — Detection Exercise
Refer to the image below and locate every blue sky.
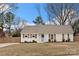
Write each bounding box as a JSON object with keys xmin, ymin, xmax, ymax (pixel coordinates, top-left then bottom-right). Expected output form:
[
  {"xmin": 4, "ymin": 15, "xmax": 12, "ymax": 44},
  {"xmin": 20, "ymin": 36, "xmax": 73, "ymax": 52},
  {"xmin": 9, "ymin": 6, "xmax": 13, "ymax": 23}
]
[
  {"xmin": 14, "ymin": 3, "xmax": 48, "ymax": 23},
  {"xmin": 12, "ymin": 3, "xmax": 79, "ymax": 24}
]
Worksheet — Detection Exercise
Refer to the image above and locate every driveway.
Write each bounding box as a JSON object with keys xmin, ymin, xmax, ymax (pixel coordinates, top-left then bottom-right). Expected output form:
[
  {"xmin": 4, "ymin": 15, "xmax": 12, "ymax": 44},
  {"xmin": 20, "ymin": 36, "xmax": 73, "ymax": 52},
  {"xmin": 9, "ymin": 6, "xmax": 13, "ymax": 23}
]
[{"xmin": 0, "ymin": 43, "xmax": 19, "ymax": 48}]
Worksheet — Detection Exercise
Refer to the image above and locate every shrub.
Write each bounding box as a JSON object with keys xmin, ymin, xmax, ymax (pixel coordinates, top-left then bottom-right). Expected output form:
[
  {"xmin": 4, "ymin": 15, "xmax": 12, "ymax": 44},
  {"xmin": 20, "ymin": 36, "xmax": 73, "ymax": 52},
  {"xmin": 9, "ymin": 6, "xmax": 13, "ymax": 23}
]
[
  {"xmin": 68, "ymin": 38, "xmax": 70, "ymax": 42},
  {"xmin": 32, "ymin": 40, "xmax": 37, "ymax": 43},
  {"xmin": 48, "ymin": 39, "xmax": 51, "ymax": 42},
  {"xmin": 12, "ymin": 33, "xmax": 21, "ymax": 37},
  {"xmin": 24, "ymin": 41, "xmax": 32, "ymax": 43},
  {"xmin": 62, "ymin": 39, "xmax": 65, "ymax": 42},
  {"xmin": 54, "ymin": 39, "xmax": 56, "ymax": 42},
  {"xmin": 0, "ymin": 31, "xmax": 5, "ymax": 37},
  {"xmin": 24, "ymin": 40, "xmax": 37, "ymax": 43},
  {"xmin": 24, "ymin": 41, "xmax": 28, "ymax": 43},
  {"xmin": 66, "ymin": 40, "xmax": 68, "ymax": 42},
  {"xmin": 12, "ymin": 28, "xmax": 21, "ymax": 37},
  {"xmin": 65, "ymin": 39, "xmax": 70, "ymax": 42}
]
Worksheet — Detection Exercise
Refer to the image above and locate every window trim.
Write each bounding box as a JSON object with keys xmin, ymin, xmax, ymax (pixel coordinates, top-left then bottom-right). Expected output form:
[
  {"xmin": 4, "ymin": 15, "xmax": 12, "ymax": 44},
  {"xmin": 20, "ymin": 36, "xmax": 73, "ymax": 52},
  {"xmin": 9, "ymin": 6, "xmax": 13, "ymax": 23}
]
[{"xmin": 68, "ymin": 34, "xmax": 70, "ymax": 39}]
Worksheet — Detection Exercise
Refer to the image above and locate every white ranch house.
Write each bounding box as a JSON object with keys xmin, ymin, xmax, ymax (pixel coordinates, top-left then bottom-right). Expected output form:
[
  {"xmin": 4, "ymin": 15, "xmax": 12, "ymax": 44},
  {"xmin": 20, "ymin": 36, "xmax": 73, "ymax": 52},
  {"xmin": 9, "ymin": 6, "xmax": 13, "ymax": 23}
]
[{"xmin": 21, "ymin": 25, "xmax": 74, "ymax": 43}]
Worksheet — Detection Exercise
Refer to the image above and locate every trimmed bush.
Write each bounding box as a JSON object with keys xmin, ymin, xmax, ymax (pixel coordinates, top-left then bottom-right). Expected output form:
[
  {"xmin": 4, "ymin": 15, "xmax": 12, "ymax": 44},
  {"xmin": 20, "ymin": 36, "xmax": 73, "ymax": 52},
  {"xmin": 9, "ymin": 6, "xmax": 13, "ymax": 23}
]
[
  {"xmin": 32, "ymin": 40, "xmax": 37, "ymax": 43},
  {"xmin": 68, "ymin": 38, "xmax": 70, "ymax": 42},
  {"xmin": 24, "ymin": 41, "xmax": 32, "ymax": 43},
  {"xmin": 0, "ymin": 31, "xmax": 5, "ymax": 37},
  {"xmin": 65, "ymin": 39, "xmax": 70, "ymax": 42},
  {"xmin": 62, "ymin": 39, "xmax": 65, "ymax": 42},
  {"xmin": 48, "ymin": 39, "xmax": 51, "ymax": 42},
  {"xmin": 12, "ymin": 33, "xmax": 21, "ymax": 37},
  {"xmin": 24, "ymin": 41, "xmax": 28, "ymax": 43},
  {"xmin": 54, "ymin": 39, "xmax": 56, "ymax": 42},
  {"xmin": 66, "ymin": 40, "xmax": 68, "ymax": 42},
  {"xmin": 24, "ymin": 40, "xmax": 37, "ymax": 43}
]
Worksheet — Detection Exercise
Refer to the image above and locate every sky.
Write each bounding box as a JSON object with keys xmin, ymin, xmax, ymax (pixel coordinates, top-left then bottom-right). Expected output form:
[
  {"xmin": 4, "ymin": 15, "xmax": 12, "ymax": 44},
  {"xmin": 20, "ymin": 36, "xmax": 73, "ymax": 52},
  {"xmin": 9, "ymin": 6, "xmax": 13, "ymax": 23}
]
[
  {"xmin": 7, "ymin": 3, "xmax": 79, "ymax": 25},
  {"xmin": 13, "ymin": 3, "xmax": 48, "ymax": 24}
]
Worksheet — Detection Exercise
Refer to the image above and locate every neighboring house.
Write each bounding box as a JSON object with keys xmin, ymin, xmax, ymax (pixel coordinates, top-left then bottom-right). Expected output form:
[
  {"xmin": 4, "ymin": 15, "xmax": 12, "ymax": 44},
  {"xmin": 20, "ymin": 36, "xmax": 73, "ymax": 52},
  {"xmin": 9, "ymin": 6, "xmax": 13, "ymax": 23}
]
[{"xmin": 21, "ymin": 25, "xmax": 74, "ymax": 43}]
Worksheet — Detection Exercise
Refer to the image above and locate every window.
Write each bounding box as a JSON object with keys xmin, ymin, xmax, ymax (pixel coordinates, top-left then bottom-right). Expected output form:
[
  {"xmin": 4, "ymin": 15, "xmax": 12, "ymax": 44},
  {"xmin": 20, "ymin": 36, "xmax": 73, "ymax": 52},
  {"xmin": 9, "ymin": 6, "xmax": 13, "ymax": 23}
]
[
  {"xmin": 23, "ymin": 34, "xmax": 37, "ymax": 38},
  {"xmin": 54, "ymin": 34, "xmax": 56, "ymax": 39},
  {"xmin": 25, "ymin": 35, "xmax": 27, "ymax": 37},
  {"xmin": 27, "ymin": 34, "xmax": 29, "ymax": 38},
  {"xmin": 54, "ymin": 34, "xmax": 56, "ymax": 42},
  {"xmin": 30, "ymin": 34, "xmax": 32, "ymax": 38},
  {"xmin": 35, "ymin": 34, "xmax": 37, "ymax": 38},
  {"xmin": 31, "ymin": 34, "xmax": 37, "ymax": 38},
  {"xmin": 51, "ymin": 34, "xmax": 53, "ymax": 39},
  {"xmin": 32, "ymin": 34, "xmax": 35, "ymax": 37},
  {"xmin": 41, "ymin": 34, "xmax": 44, "ymax": 38},
  {"xmin": 62, "ymin": 34, "xmax": 64, "ymax": 42},
  {"xmin": 68, "ymin": 34, "xmax": 70, "ymax": 39},
  {"xmin": 23, "ymin": 34, "xmax": 29, "ymax": 38},
  {"xmin": 68, "ymin": 34, "xmax": 70, "ymax": 42}
]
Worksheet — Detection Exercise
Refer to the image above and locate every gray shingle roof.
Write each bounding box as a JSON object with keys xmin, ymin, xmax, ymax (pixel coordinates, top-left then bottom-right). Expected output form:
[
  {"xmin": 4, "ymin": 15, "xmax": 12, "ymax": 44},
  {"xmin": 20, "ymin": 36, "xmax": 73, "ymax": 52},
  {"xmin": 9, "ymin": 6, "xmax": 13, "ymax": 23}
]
[{"xmin": 21, "ymin": 25, "xmax": 74, "ymax": 34}]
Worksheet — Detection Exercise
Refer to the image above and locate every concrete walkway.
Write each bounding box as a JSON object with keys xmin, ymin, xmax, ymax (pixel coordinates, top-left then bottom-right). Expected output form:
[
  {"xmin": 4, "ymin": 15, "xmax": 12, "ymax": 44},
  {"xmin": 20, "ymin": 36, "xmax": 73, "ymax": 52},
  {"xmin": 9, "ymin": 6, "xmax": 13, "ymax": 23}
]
[{"xmin": 0, "ymin": 43, "xmax": 19, "ymax": 48}]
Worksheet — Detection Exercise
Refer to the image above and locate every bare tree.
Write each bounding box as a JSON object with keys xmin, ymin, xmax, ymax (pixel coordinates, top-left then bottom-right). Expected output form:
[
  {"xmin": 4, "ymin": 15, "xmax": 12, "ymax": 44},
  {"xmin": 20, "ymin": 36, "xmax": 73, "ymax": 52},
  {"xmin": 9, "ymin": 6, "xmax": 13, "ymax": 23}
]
[
  {"xmin": 45, "ymin": 3, "xmax": 79, "ymax": 25},
  {"xmin": 12, "ymin": 17, "xmax": 27, "ymax": 37},
  {"xmin": 5, "ymin": 12, "xmax": 15, "ymax": 36}
]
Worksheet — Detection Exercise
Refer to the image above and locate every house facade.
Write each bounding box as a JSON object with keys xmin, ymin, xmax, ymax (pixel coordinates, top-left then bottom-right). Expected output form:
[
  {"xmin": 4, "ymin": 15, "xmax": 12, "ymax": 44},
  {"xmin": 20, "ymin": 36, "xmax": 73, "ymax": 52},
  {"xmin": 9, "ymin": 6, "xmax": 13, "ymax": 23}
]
[{"xmin": 21, "ymin": 25, "xmax": 74, "ymax": 43}]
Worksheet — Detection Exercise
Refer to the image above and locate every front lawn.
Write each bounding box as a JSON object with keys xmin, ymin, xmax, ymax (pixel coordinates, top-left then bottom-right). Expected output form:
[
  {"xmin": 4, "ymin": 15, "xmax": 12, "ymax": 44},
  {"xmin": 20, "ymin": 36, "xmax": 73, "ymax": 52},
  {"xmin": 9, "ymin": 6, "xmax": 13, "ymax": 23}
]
[{"xmin": 0, "ymin": 42, "xmax": 78, "ymax": 56}]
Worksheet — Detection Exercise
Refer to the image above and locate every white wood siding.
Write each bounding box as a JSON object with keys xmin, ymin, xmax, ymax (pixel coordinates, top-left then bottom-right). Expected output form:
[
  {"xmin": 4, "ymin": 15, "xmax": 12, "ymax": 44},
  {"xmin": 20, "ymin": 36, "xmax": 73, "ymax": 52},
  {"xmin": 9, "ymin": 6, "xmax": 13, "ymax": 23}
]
[
  {"xmin": 64, "ymin": 34, "xmax": 73, "ymax": 41},
  {"xmin": 35, "ymin": 34, "xmax": 48, "ymax": 43},
  {"xmin": 21, "ymin": 34, "xmax": 24, "ymax": 42},
  {"xmin": 21, "ymin": 34, "xmax": 49, "ymax": 43},
  {"xmin": 64, "ymin": 34, "xmax": 68, "ymax": 41},
  {"xmin": 69, "ymin": 34, "xmax": 73, "ymax": 41},
  {"xmin": 43, "ymin": 34, "xmax": 48, "ymax": 42},
  {"xmin": 56, "ymin": 34, "xmax": 62, "ymax": 42},
  {"xmin": 21, "ymin": 33, "xmax": 73, "ymax": 43}
]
